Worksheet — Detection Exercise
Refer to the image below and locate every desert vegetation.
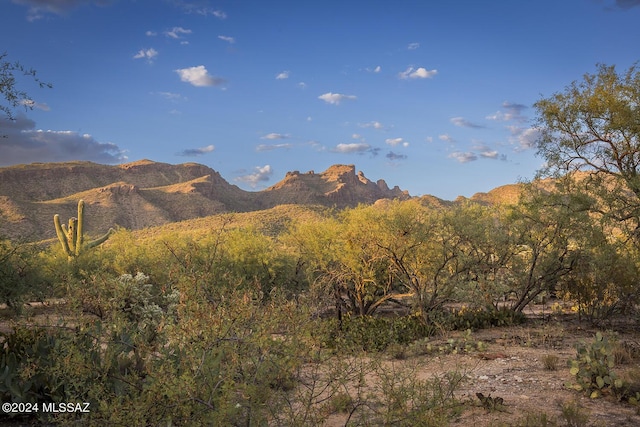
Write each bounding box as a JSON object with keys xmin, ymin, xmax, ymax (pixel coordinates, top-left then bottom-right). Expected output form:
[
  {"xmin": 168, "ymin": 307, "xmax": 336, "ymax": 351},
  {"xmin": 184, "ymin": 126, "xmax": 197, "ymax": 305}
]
[{"xmin": 2, "ymin": 64, "xmax": 640, "ymax": 425}]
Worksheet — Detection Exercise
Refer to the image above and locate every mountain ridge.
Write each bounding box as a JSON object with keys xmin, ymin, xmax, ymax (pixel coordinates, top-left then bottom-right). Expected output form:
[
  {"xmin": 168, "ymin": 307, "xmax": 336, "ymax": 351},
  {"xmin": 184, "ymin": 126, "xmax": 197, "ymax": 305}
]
[{"xmin": 0, "ymin": 160, "xmax": 417, "ymax": 241}]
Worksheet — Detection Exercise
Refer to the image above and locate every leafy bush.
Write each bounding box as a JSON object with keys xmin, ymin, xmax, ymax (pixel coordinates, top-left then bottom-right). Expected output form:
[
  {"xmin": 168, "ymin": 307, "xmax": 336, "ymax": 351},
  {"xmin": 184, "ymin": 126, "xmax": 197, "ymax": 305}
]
[
  {"xmin": 0, "ymin": 239, "xmax": 47, "ymax": 312},
  {"xmin": 321, "ymin": 314, "xmax": 434, "ymax": 352},
  {"xmin": 0, "ymin": 327, "xmax": 63, "ymax": 405},
  {"xmin": 447, "ymin": 306, "xmax": 526, "ymax": 330}
]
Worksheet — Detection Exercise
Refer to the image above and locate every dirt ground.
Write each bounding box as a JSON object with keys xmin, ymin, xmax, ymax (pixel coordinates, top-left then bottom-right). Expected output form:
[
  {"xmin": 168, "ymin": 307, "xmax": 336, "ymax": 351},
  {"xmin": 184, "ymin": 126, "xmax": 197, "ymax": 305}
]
[
  {"xmin": 321, "ymin": 307, "xmax": 640, "ymax": 427},
  {"xmin": 2, "ymin": 303, "xmax": 640, "ymax": 426}
]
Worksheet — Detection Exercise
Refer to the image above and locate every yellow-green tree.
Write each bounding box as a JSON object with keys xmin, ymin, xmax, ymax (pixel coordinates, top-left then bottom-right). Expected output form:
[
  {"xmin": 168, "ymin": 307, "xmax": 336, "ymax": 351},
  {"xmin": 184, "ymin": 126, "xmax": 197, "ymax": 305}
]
[
  {"xmin": 370, "ymin": 200, "xmax": 469, "ymax": 320},
  {"xmin": 535, "ymin": 63, "xmax": 640, "ymax": 242},
  {"xmin": 289, "ymin": 208, "xmax": 403, "ymax": 319}
]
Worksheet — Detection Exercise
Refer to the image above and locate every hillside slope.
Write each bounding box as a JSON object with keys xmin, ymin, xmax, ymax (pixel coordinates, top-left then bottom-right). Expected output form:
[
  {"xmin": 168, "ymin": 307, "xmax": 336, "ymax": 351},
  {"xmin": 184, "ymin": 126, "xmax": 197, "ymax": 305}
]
[{"xmin": 0, "ymin": 160, "xmax": 412, "ymax": 241}]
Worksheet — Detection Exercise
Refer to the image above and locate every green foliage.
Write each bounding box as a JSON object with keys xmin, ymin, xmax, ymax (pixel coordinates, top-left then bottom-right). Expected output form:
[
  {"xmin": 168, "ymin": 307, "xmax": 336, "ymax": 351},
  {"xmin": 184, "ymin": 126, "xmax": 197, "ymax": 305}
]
[
  {"xmin": 563, "ymin": 232, "xmax": 638, "ymax": 322},
  {"xmin": 290, "ymin": 208, "xmax": 400, "ymax": 317},
  {"xmin": 535, "ymin": 62, "xmax": 640, "ymax": 181},
  {"xmin": 327, "ymin": 391, "xmax": 354, "ymax": 414},
  {"xmin": 371, "ymin": 200, "xmax": 465, "ymax": 318},
  {"xmin": 370, "ymin": 364, "xmax": 465, "ymax": 426},
  {"xmin": 322, "ymin": 314, "xmax": 434, "ymax": 352},
  {"xmin": 568, "ymin": 332, "xmax": 625, "ymax": 398},
  {"xmin": 446, "ymin": 306, "xmax": 526, "ymax": 330},
  {"xmin": 560, "ymin": 399, "xmax": 591, "ymax": 427},
  {"xmin": 543, "ymin": 354, "xmax": 560, "ymax": 371},
  {"xmin": 0, "ymin": 327, "xmax": 63, "ymax": 405},
  {"xmin": 510, "ymin": 411, "xmax": 558, "ymax": 427},
  {"xmin": 0, "ymin": 238, "xmax": 46, "ymax": 312},
  {"xmin": 441, "ymin": 329, "xmax": 487, "ymax": 355},
  {"xmin": 535, "ymin": 63, "xmax": 640, "ymax": 248}
]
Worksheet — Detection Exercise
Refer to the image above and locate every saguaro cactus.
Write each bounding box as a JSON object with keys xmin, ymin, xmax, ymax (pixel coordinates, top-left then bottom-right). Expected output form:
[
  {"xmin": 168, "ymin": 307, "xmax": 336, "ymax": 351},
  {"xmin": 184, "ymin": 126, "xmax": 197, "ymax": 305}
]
[{"xmin": 54, "ymin": 199, "xmax": 113, "ymax": 259}]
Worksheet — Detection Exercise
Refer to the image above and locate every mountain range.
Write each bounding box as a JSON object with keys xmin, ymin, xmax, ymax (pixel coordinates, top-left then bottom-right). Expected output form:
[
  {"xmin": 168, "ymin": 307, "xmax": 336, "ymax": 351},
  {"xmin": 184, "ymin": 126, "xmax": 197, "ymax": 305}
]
[{"xmin": 0, "ymin": 160, "xmax": 436, "ymax": 242}]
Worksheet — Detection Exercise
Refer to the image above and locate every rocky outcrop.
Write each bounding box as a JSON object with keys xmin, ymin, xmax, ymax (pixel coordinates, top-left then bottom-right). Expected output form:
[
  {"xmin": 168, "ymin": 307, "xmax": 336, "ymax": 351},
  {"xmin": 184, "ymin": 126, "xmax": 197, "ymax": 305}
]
[{"xmin": 261, "ymin": 164, "xmax": 410, "ymax": 208}]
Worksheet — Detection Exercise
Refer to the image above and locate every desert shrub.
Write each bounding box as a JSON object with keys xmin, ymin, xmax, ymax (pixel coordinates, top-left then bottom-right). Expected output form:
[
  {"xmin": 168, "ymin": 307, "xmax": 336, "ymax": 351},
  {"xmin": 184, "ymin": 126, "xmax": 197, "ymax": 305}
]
[
  {"xmin": 0, "ymin": 238, "xmax": 47, "ymax": 313},
  {"xmin": 543, "ymin": 354, "xmax": 560, "ymax": 371},
  {"xmin": 509, "ymin": 411, "xmax": 558, "ymax": 427},
  {"xmin": 562, "ymin": 236, "xmax": 639, "ymax": 323},
  {"xmin": 560, "ymin": 399, "xmax": 591, "ymax": 427},
  {"xmin": 1, "ymin": 278, "xmax": 319, "ymax": 425},
  {"xmin": 368, "ymin": 363, "xmax": 465, "ymax": 426},
  {"xmin": 446, "ymin": 306, "xmax": 526, "ymax": 330},
  {"xmin": 321, "ymin": 314, "xmax": 434, "ymax": 352},
  {"xmin": 0, "ymin": 326, "xmax": 64, "ymax": 405},
  {"xmin": 97, "ymin": 228, "xmax": 174, "ymax": 283},
  {"xmin": 422, "ymin": 306, "xmax": 525, "ymax": 333},
  {"xmin": 0, "ymin": 321, "xmax": 153, "ymax": 425}
]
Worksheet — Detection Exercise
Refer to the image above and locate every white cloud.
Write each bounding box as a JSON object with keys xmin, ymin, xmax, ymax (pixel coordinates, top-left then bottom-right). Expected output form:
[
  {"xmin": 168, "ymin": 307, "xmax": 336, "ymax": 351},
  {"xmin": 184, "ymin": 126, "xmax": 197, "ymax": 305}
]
[
  {"xmin": 235, "ymin": 165, "xmax": 273, "ymax": 187},
  {"xmin": 133, "ymin": 48, "xmax": 158, "ymax": 62},
  {"xmin": 177, "ymin": 144, "xmax": 215, "ymax": 156},
  {"xmin": 0, "ymin": 115, "xmax": 127, "ymax": 165},
  {"xmin": 480, "ymin": 150, "xmax": 498, "ymax": 159},
  {"xmin": 351, "ymin": 133, "xmax": 362, "ymax": 139},
  {"xmin": 359, "ymin": 121, "xmax": 384, "ymax": 130},
  {"xmin": 153, "ymin": 91, "xmax": 187, "ymax": 102},
  {"xmin": 398, "ymin": 67, "xmax": 437, "ymax": 79},
  {"xmin": 145, "ymin": 30, "xmax": 157, "ymax": 36},
  {"xmin": 407, "ymin": 42, "xmax": 420, "ymax": 50},
  {"xmin": 333, "ymin": 142, "xmax": 371, "ymax": 153},
  {"xmin": 450, "ymin": 116, "xmax": 484, "ymax": 129},
  {"xmin": 298, "ymin": 82, "xmax": 307, "ymax": 89},
  {"xmin": 475, "ymin": 144, "xmax": 507, "ymax": 160},
  {"xmin": 19, "ymin": 99, "xmax": 50, "ymax": 111},
  {"xmin": 486, "ymin": 101, "xmax": 528, "ymax": 122},
  {"xmin": 213, "ymin": 10, "xmax": 227, "ymax": 19},
  {"xmin": 439, "ymin": 134, "xmax": 455, "ymax": 143},
  {"xmin": 165, "ymin": 26, "xmax": 192, "ymax": 39},
  {"xmin": 511, "ymin": 127, "xmax": 540, "ymax": 151},
  {"xmin": 373, "ymin": 65, "xmax": 381, "ymax": 73},
  {"xmin": 385, "ymin": 137, "xmax": 405, "ymax": 146},
  {"xmin": 449, "ymin": 151, "xmax": 478, "ymax": 163},
  {"xmin": 12, "ymin": 0, "xmax": 115, "ymax": 21},
  {"xmin": 276, "ymin": 70, "xmax": 290, "ymax": 80},
  {"xmin": 318, "ymin": 92, "xmax": 357, "ymax": 105},
  {"xmin": 256, "ymin": 143, "xmax": 292, "ymax": 151},
  {"xmin": 218, "ymin": 35, "xmax": 235, "ymax": 44},
  {"xmin": 174, "ymin": 2, "xmax": 227, "ymax": 18},
  {"xmin": 261, "ymin": 133, "xmax": 289, "ymax": 140},
  {"xmin": 175, "ymin": 66, "xmax": 226, "ymax": 87}
]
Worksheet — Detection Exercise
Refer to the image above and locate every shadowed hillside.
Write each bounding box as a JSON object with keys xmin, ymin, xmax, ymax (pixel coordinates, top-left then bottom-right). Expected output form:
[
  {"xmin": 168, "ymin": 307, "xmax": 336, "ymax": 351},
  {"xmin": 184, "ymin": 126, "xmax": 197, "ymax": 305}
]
[{"xmin": 0, "ymin": 160, "xmax": 413, "ymax": 241}]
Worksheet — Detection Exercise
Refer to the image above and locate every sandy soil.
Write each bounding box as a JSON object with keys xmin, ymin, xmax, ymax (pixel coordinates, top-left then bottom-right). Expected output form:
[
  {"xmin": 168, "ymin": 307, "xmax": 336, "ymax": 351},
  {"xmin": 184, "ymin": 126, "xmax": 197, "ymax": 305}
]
[
  {"xmin": 321, "ymin": 312, "xmax": 640, "ymax": 426},
  {"xmin": 2, "ymin": 303, "xmax": 639, "ymax": 426}
]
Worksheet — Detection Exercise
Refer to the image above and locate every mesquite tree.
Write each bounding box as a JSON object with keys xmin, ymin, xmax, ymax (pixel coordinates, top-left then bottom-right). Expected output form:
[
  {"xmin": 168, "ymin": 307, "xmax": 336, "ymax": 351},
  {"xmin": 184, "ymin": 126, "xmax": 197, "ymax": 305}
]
[{"xmin": 535, "ymin": 63, "xmax": 640, "ymax": 240}]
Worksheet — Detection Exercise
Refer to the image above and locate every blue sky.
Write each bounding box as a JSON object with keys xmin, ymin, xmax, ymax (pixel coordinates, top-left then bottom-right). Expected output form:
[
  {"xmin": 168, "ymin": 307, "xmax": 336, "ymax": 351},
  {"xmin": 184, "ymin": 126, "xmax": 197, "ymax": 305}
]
[{"xmin": 1, "ymin": 0, "xmax": 639, "ymax": 200}]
